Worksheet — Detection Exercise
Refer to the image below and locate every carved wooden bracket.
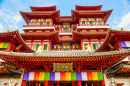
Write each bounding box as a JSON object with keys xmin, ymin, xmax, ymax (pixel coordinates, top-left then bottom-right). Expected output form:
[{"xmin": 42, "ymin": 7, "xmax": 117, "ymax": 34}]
[
  {"xmin": 43, "ymin": 62, "xmax": 52, "ymax": 71},
  {"xmin": 74, "ymin": 62, "xmax": 84, "ymax": 71}
]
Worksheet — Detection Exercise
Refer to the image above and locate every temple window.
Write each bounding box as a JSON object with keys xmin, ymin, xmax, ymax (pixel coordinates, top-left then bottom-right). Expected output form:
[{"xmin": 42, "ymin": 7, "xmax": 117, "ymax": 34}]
[
  {"xmin": 63, "ymin": 28, "xmax": 69, "ymax": 32},
  {"xmin": 98, "ymin": 21, "xmax": 102, "ymax": 24},
  {"xmin": 47, "ymin": 22, "xmax": 50, "ymax": 25},
  {"xmin": 89, "ymin": 21, "xmax": 94, "ymax": 24},
  {"xmin": 63, "ymin": 49, "xmax": 69, "ymax": 51},
  {"xmin": 33, "ymin": 44, "xmax": 39, "ymax": 51},
  {"xmin": 30, "ymin": 22, "xmax": 35, "ymax": 25},
  {"xmin": 37, "ymin": 22, "xmax": 43, "ymax": 25},
  {"xmin": 92, "ymin": 43, "xmax": 99, "ymax": 50},
  {"xmin": 82, "ymin": 21, "xmax": 85, "ymax": 24},
  {"xmin": 43, "ymin": 44, "xmax": 48, "ymax": 50}
]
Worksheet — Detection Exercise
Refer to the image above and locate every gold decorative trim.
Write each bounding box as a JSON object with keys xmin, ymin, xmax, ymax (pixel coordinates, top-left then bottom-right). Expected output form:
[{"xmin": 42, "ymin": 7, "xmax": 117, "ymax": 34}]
[{"xmin": 53, "ymin": 62, "xmax": 73, "ymax": 72}]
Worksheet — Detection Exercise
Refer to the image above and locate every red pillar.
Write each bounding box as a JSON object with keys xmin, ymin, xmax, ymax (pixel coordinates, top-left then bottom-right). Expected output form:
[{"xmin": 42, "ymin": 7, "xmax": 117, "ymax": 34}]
[
  {"xmin": 57, "ymin": 81, "xmax": 59, "ymax": 86},
  {"xmin": 99, "ymin": 37, "xmax": 101, "ymax": 46},
  {"xmin": 89, "ymin": 39, "xmax": 92, "ymax": 50},
  {"xmin": 21, "ymin": 81, "xmax": 26, "ymax": 86},
  {"xmin": 100, "ymin": 70, "xmax": 105, "ymax": 86},
  {"xmin": 77, "ymin": 81, "xmax": 82, "ymax": 86},
  {"xmin": 72, "ymin": 81, "xmax": 74, "ymax": 86},
  {"xmin": 94, "ymin": 81, "xmax": 98, "ymax": 86},
  {"xmin": 44, "ymin": 81, "xmax": 49, "ymax": 86},
  {"xmin": 81, "ymin": 40, "xmax": 83, "ymax": 50}
]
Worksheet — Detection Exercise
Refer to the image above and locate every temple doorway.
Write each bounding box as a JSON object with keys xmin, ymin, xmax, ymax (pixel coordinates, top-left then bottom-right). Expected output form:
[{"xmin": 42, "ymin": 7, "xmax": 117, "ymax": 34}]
[{"xmin": 60, "ymin": 82, "xmax": 72, "ymax": 86}]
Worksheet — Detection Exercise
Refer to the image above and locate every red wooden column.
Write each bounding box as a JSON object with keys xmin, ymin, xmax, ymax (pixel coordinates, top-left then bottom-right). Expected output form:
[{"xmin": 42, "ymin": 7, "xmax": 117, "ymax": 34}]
[
  {"xmin": 21, "ymin": 81, "xmax": 26, "ymax": 86},
  {"xmin": 100, "ymin": 70, "xmax": 105, "ymax": 86},
  {"xmin": 99, "ymin": 37, "xmax": 101, "ymax": 46},
  {"xmin": 57, "ymin": 81, "xmax": 59, "ymax": 86},
  {"xmin": 89, "ymin": 39, "xmax": 92, "ymax": 50},
  {"xmin": 44, "ymin": 81, "xmax": 49, "ymax": 86},
  {"xmin": 94, "ymin": 81, "xmax": 98, "ymax": 86},
  {"xmin": 29, "ymin": 81, "xmax": 33, "ymax": 86},
  {"xmin": 80, "ymin": 40, "xmax": 84, "ymax": 50},
  {"xmin": 77, "ymin": 81, "xmax": 82, "ymax": 86},
  {"xmin": 72, "ymin": 81, "xmax": 75, "ymax": 86}
]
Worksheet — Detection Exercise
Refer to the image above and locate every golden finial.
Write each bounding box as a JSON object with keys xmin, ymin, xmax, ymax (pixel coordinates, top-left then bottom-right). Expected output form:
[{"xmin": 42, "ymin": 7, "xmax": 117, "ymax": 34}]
[
  {"xmin": 5, "ymin": 29, "xmax": 9, "ymax": 32},
  {"xmin": 121, "ymin": 28, "xmax": 125, "ymax": 31}
]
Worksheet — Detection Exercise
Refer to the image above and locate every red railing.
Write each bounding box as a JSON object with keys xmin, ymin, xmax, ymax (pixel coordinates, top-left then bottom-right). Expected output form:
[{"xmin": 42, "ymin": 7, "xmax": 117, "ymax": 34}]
[{"xmin": 78, "ymin": 24, "xmax": 109, "ymax": 26}]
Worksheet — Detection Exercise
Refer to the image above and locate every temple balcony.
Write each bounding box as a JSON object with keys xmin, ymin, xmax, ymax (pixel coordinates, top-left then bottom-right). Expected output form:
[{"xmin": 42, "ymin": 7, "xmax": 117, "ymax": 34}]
[
  {"xmin": 77, "ymin": 24, "xmax": 110, "ymax": 28},
  {"xmin": 22, "ymin": 24, "xmax": 55, "ymax": 30},
  {"xmin": 58, "ymin": 27, "xmax": 74, "ymax": 35}
]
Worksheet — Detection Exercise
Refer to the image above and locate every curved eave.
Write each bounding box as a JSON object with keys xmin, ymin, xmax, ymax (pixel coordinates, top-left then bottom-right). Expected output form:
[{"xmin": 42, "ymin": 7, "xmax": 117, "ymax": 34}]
[
  {"xmin": 72, "ymin": 9, "xmax": 113, "ymax": 23},
  {"xmin": 0, "ymin": 67, "xmax": 13, "ymax": 74},
  {"xmin": 0, "ymin": 30, "xmax": 34, "ymax": 53},
  {"xmin": 73, "ymin": 31, "xmax": 107, "ymax": 36},
  {"xmin": 75, "ymin": 5, "xmax": 103, "ymax": 10},
  {"xmin": 16, "ymin": 31, "xmax": 35, "ymax": 53},
  {"xmin": 30, "ymin": 6, "xmax": 56, "ymax": 11},
  {"xmin": 20, "ymin": 10, "xmax": 60, "ymax": 24},
  {"xmin": 21, "ymin": 32, "xmax": 59, "ymax": 37},
  {"xmin": 0, "ymin": 49, "xmax": 130, "ymax": 61},
  {"xmin": 96, "ymin": 29, "xmax": 130, "ymax": 52}
]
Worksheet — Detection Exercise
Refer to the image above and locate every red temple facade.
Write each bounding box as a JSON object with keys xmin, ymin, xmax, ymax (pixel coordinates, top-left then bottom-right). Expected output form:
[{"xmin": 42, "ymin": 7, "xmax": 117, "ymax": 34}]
[{"xmin": 0, "ymin": 5, "xmax": 130, "ymax": 86}]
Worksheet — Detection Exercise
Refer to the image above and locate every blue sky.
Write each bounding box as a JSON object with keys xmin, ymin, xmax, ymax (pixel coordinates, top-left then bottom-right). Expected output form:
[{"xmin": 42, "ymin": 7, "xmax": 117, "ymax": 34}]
[{"xmin": 0, "ymin": 0, "xmax": 130, "ymax": 33}]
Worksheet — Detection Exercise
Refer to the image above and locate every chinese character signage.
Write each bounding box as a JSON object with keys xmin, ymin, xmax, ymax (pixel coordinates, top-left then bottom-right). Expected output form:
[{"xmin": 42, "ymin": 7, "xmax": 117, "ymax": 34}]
[{"xmin": 53, "ymin": 63, "xmax": 73, "ymax": 72}]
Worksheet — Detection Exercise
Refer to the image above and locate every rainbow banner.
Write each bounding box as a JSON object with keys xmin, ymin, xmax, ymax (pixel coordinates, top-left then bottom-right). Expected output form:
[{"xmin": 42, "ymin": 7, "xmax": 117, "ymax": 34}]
[
  {"xmin": 55, "ymin": 25, "xmax": 77, "ymax": 28},
  {"xmin": 29, "ymin": 19, "xmax": 37, "ymax": 22},
  {"xmin": 55, "ymin": 25, "xmax": 72, "ymax": 28},
  {"xmin": 80, "ymin": 18, "xmax": 103, "ymax": 21},
  {"xmin": 0, "ymin": 42, "xmax": 9, "ymax": 48},
  {"xmin": 95, "ymin": 18, "xmax": 103, "ymax": 21},
  {"xmin": 30, "ymin": 19, "xmax": 52, "ymax": 22},
  {"xmin": 23, "ymin": 72, "xmax": 103, "ymax": 81},
  {"xmin": 37, "ymin": 19, "xmax": 45, "ymax": 22},
  {"xmin": 52, "ymin": 46, "xmax": 81, "ymax": 49}
]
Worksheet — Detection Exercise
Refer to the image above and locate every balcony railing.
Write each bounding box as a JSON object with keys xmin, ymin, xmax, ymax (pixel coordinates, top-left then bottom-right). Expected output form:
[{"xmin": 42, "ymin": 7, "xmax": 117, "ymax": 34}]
[
  {"xmin": 78, "ymin": 24, "xmax": 109, "ymax": 26},
  {"xmin": 23, "ymin": 24, "xmax": 55, "ymax": 27},
  {"xmin": 59, "ymin": 31, "xmax": 72, "ymax": 33}
]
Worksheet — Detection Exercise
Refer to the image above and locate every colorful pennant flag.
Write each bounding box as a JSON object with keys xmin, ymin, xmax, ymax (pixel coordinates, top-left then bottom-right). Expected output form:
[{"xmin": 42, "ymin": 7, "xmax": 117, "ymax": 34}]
[
  {"xmin": 55, "ymin": 25, "xmax": 72, "ymax": 28},
  {"xmin": 29, "ymin": 19, "xmax": 37, "ymax": 22},
  {"xmin": 23, "ymin": 72, "xmax": 103, "ymax": 81},
  {"xmin": 0, "ymin": 42, "xmax": 9, "ymax": 48},
  {"xmin": 120, "ymin": 41, "xmax": 130, "ymax": 47},
  {"xmin": 52, "ymin": 46, "xmax": 81, "ymax": 49},
  {"xmin": 37, "ymin": 19, "xmax": 44, "ymax": 22},
  {"xmin": 80, "ymin": 18, "xmax": 103, "ymax": 21}
]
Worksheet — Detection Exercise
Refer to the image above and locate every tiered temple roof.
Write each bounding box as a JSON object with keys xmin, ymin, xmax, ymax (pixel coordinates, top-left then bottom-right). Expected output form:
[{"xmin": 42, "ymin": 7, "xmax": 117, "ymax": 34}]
[{"xmin": 106, "ymin": 61, "xmax": 130, "ymax": 78}]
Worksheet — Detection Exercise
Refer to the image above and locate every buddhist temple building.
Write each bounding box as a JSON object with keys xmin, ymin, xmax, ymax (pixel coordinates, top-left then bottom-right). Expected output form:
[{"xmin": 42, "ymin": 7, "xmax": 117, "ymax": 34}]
[{"xmin": 0, "ymin": 5, "xmax": 130, "ymax": 86}]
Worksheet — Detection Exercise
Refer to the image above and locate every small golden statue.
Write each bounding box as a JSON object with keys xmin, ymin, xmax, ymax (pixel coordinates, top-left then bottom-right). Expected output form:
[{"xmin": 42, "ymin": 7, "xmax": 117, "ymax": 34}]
[
  {"xmin": 121, "ymin": 28, "xmax": 125, "ymax": 31},
  {"xmin": 5, "ymin": 29, "xmax": 9, "ymax": 32},
  {"xmin": 84, "ymin": 45, "xmax": 91, "ymax": 51}
]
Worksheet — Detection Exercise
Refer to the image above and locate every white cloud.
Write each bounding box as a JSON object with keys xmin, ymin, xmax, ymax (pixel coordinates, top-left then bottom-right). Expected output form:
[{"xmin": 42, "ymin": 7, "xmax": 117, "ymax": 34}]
[
  {"xmin": 0, "ymin": 23, "xmax": 3, "ymax": 32},
  {"xmin": 12, "ymin": 15, "xmax": 22, "ymax": 23},
  {"xmin": 0, "ymin": 8, "xmax": 22, "ymax": 31},
  {"xmin": 117, "ymin": 11, "xmax": 130, "ymax": 29}
]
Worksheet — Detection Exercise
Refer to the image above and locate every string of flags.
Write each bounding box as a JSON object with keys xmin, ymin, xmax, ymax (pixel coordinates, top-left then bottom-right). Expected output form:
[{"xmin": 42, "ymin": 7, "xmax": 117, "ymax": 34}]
[
  {"xmin": 55, "ymin": 25, "xmax": 77, "ymax": 28},
  {"xmin": 52, "ymin": 46, "xmax": 81, "ymax": 49},
  {"xmin": 80, "ymin": 18, "xmax": 103, "ymax": 21},
  {"xmin": 29, "ymin": 19, "xmax": 52, "ymax": 22}
]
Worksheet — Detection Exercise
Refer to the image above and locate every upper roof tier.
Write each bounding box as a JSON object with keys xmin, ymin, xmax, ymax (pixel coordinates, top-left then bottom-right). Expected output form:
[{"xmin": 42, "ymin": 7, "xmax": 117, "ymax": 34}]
[
  {"xmin": 75, "ymin": 5, "xmax": 102, "ymax": 10},
  {"xmin": 30, "ymin": 6, "xmax": 56, "ymax": 11},
  {"xmin": 20, "ymin": 5, "xmax": 113, "ymax": 24}
]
